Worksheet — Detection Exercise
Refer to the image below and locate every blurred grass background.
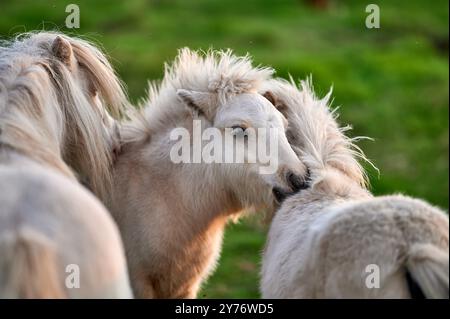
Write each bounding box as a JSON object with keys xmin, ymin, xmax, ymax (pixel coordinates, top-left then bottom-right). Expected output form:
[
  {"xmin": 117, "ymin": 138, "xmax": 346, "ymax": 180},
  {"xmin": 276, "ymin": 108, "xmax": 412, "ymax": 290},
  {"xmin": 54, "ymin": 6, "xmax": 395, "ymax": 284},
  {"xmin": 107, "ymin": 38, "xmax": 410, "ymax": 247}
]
[{"xmin": 1, "ymin": 0, "xmax": 448, "ymax": 298}]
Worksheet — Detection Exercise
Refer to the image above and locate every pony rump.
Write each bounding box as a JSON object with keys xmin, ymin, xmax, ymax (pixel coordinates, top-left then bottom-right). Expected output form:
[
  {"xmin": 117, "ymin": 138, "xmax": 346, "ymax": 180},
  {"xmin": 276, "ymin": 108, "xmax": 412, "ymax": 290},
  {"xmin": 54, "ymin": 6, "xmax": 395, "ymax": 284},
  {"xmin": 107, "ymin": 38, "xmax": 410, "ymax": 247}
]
[
  {"xmin": 0, "ymin": 228, "xmax": 64, "ymax": 298},
  {"xmin": 0, "ymin": 32, "xmax": 129, "ymax": 199},
  {"xmin": 261, "ymin": 77, "xmax": 374, "ymax": 188}
]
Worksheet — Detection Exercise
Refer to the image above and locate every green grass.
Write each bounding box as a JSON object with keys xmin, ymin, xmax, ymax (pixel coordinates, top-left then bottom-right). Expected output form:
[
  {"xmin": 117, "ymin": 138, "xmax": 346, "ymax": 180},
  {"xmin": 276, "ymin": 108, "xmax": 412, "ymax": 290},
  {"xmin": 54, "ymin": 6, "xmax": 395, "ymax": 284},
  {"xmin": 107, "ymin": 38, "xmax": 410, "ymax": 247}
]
[{"xmin": 1, "ymin": 0, "xmax": 448, "ymax": 298}]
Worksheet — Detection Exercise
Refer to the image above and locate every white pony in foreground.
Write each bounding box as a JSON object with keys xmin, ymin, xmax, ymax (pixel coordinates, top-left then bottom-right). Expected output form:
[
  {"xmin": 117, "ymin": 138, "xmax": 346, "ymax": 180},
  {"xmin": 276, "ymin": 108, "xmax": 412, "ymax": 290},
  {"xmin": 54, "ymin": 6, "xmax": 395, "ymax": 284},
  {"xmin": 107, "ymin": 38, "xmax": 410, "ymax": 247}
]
[
  {"xmin": 110, "ymin": 49, "xmax": 308, "ymax": 298},
  {"xmin": 260, "ymin": 79, "xmax": 449, "ymax": 299},
  {"xmin": 0, "ymin": 32, "xmax": 131, "ymax": 298}
]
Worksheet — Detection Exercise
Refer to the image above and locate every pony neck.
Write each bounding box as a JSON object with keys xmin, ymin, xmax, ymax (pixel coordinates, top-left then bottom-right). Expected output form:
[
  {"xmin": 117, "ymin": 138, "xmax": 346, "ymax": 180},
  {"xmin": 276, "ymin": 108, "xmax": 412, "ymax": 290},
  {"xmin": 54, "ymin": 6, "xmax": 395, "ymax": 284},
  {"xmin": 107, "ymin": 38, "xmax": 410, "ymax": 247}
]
[{"xmin": 307, "ymin": 167, "xmax": 372, "ymax": 203}]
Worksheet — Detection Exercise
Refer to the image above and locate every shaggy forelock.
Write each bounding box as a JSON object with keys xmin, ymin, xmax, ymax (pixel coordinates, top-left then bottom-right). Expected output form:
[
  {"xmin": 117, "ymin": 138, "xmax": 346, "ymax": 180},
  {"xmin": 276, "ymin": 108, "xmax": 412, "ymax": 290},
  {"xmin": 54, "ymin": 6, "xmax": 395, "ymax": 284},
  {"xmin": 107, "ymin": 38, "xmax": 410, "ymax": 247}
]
[
  {"xmin": 122, "ymin": 47, "xmax": 274, "ymax": 144},
  {"xmin": 164, "ymin": 48, "xmax": 273, "ymax": 102}
]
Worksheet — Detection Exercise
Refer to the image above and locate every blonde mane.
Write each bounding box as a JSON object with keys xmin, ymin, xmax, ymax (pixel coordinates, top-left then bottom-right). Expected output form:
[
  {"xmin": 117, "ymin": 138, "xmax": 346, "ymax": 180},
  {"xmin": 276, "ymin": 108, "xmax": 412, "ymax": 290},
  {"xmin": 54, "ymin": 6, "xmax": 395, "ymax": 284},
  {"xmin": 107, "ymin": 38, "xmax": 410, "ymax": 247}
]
[
  {"xmin": 262, "ymin": 77, "xmax": 375, "ymax": 188},
  {"xmin": 122, "ymin": 48, "xmax": 274, "ymax": 144},
  {"xmin": 0, "ymin": 32, "xmax": 128, "ymax": 198}
]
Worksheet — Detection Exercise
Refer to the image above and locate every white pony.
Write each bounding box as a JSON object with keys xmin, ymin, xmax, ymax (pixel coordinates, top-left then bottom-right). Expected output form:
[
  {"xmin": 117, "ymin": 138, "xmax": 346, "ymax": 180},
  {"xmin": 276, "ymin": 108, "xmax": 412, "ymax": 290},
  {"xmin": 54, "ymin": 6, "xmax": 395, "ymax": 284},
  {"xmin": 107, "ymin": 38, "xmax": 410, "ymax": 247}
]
[
  {"xmin": 0, "ymin": 32, "xmax": 132, "ymax": 298},
  {"xmin": 110, "ymin": 49, "xmax": 308, "ymax": 298},
  {"xmin": 260, "ymin": 78, "xmax": 449, "ymax": 299}
]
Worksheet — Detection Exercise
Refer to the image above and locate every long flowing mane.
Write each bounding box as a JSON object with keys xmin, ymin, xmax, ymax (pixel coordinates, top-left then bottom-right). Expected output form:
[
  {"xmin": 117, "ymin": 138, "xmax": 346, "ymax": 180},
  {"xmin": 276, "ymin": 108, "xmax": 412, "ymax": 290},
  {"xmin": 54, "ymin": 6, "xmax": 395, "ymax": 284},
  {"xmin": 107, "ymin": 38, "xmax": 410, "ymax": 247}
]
[
  {"xmin": 262, "ymin": 77, "xmax": 375, "ymax": 187},
  {"xmin": 122, "ymin": 48, "xmax": 274, "ymax": 144},
  {"xmin": 0, "ymin": 32, "xmax": 128, "ymax": 198}
]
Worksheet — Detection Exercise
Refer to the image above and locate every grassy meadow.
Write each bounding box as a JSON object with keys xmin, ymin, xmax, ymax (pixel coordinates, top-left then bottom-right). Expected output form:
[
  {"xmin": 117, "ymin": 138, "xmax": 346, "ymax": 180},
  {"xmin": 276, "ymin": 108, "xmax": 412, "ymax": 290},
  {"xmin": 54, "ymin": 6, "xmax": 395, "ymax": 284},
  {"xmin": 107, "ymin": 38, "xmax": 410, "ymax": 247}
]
[{"xmin": 1, "ymin": 0, "xmax": 448, "ymax": 298}]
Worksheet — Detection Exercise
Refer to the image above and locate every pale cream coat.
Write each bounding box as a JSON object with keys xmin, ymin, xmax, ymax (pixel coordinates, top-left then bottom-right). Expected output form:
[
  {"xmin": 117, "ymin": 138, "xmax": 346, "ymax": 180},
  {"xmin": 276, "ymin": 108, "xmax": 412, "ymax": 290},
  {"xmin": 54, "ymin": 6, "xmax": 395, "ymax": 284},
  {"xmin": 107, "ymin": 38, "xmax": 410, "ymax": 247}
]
[{"xmin": 261, "ymin": 78, "xmax": 449, "ymax": 298}]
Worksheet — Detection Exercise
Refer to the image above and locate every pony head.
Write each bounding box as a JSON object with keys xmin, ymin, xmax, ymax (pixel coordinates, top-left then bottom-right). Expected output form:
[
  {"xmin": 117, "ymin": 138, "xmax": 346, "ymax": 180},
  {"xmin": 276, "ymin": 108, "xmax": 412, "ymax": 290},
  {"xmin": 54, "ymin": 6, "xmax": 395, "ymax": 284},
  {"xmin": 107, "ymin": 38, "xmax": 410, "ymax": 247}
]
[
  {"xmin": 259, "ymin": 77, "xmax": 374, "ymax": 192},
  {"xmin": 167, "ymin": 48, "xmax": 308, "ymax": 205},
  {"xmin": 121, "ymin": 48, "xmax": 308, "ymax": 209},
  {"xmin": 0, "ymin": 32, "xmax": 128, "ymax": 198},
  {"xmin": 177, "ymin": 88, "xmax": 308, "ymax": 204}
]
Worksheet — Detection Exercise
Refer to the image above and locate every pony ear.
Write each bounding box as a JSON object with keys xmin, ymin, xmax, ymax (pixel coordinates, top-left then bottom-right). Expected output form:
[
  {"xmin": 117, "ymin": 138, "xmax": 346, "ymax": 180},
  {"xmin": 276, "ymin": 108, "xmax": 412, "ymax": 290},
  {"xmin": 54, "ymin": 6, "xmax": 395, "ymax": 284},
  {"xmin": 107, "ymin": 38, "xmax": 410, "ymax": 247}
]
[
  {"xmin": 51, "ymin": 36, "xmax": 76, "ymax": 70},
  {"xmin": 177, "ymin": 89, "xmax": 214, "ymax": 119},
  {"xmin": 263, "ymin": 91, "xmax": 288, "ymax": 116},
  {"xmin": 262, "ymin": 91, "xmax": 277, "ymax": 106}
]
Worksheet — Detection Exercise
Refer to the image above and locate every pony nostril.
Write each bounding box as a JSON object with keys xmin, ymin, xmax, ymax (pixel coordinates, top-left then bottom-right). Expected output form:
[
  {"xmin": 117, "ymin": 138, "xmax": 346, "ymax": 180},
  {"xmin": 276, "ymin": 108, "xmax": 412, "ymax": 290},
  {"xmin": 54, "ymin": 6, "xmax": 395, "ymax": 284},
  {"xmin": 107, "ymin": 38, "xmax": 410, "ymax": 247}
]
[
  {"xmin": 287, "ymin": 172, "xmax": 308, "ymax": 191},
  {"xmin": 305, "ymin": 168, "xmax": 312, "ymax": 184}
]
